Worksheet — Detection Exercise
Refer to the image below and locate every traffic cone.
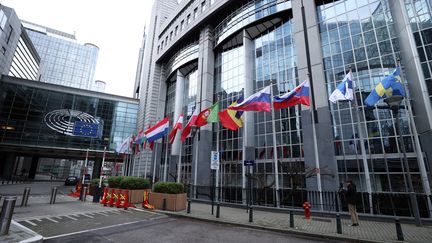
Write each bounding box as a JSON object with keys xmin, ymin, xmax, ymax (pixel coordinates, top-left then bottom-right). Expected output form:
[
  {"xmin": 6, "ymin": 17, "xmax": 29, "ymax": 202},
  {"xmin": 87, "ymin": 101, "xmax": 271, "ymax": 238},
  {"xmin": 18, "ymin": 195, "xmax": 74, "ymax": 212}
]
[
  {"xmin": 115, "ymin": 189, "xmax": 122, "ymax": 208},
  {"xmin": 100, "ymin": 187, "xmax": 109, "ymax": 205},
  {"xmin": 142, "ymin": 189, "xmax": 155, "ymax": 210},
  {"xmin": 122, "ymin": 190, "xmax": 135, "ymax": 209},
  {"xmin": 108, "ymin": 188, "xmax": 116, "ymax": 207}
]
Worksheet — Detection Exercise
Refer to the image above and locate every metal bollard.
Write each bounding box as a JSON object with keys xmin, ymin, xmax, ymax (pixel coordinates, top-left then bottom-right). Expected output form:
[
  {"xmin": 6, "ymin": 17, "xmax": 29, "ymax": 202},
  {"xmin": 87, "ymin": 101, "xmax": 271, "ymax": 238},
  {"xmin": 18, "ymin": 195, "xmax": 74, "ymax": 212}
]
[
  {"xmin": 0, "ymin": 197, "xmax": 17, "ymax": 235},
  {"xmin": 395, "ymin": 218, "xmax": 404, "ymax": 241},
  {"xmin": 290, "ymin": 210, "xmax": 294, "ymax": 228},
  {"xmin": 50, "ymin": 187, "xmax": 58, "ymax": 204},
  {"xmin": 249, "ymin": 206, "xmax": 253, "ymax": 223},
  {"xmin": 187, "ymin": 199, "xmax": 191, "ymax": 214},
  {"xmin": 21, "ymin": 187, "xmax": 31, "ymax": 207},
  {"xmin": 162, "ymin": 198, "xmax": 167, "ymax": 210},
  {"xmin": 81, "ymin": 186, "xmax": 87, "ymax": 201},
  {"xmin": 216, "ymin": 203, "xmax": 220, "ymax": 218},
  {"xmin": 336, "ymin": 213, "xmax": 342, "ymax": 234}
]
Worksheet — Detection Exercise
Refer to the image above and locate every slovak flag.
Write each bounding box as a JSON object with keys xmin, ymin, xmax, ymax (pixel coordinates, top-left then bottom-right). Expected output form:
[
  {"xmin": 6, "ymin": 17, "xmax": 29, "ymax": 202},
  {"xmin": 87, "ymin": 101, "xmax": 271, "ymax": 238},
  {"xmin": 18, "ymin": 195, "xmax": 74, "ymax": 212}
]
[
  {"xmin": 228, "ymin": 86, "xmax": 271, "ymax": 112},
  {"xmin": 181, "ymin": 108, "xmax": 199, "ymax": 142},
  {"xmin": 168, "ymin": 113, "xmax": 183, "ymax": 144},
  {"xmin": 329, "ymin": 71, "xmax": 353, "ymax": 103},
  {"xmin": 273, "ymin": 80, "xmax": 310, "ymax": 109},
  {"xmin": 144, "ymin": 117, "xmax": 170, "ymax": 142}
]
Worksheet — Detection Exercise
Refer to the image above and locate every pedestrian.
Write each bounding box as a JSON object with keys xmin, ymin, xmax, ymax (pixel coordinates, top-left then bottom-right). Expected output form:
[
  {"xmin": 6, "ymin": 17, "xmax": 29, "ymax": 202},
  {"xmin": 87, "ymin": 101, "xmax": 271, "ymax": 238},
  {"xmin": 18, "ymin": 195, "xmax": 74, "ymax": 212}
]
[{"xmin": 344, "ymin": 180, "xmax": 359, "ymax": 226}]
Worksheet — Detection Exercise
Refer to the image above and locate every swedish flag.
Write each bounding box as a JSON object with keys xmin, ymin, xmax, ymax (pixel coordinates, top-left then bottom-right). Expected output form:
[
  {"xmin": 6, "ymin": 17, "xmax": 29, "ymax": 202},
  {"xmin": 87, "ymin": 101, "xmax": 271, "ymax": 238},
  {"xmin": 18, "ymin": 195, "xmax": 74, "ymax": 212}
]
[{"xmin": 364, "ymin": 67, "xmax": 405, "ymax": 107}]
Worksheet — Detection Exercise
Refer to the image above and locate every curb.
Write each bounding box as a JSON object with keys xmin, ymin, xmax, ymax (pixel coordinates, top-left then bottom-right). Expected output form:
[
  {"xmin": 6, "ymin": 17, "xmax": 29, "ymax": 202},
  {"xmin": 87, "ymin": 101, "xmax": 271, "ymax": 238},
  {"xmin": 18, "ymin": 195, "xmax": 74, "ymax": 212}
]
[
  {"xmin": 11, "ymin": 221, "xmax": 43, "ymax": 243},
  {"xmin": 159, "ymin": 211, "xmax": 387, "ymax": 243}
]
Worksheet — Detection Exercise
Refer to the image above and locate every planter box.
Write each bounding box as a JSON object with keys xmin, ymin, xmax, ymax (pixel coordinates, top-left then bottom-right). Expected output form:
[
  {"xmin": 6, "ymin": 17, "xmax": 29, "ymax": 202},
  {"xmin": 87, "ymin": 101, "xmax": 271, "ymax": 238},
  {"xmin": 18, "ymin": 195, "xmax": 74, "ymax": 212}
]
[
  {"xmin": 106, "ymin": 188, "xmax": 146, "ymax": 204},
  {"xmin": 149, "ymin": 192, "xmax": 187, "ymax": 211}
]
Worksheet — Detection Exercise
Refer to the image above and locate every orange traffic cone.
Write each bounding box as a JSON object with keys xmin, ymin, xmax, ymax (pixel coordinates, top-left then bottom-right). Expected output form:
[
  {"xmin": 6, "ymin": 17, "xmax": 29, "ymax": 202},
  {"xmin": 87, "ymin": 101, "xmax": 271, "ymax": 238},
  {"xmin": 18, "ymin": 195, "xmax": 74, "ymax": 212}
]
[
  {"xmin": 100, "ymin": 187, "xmax": 109, "ymax": 205},
  {"xmin": 115, "ymin": 189, "xmax": 122, "ymax": 208},
  {"xmin": 108, "ymin": 188, "xmax": 116, "ymax": 207},
  {"xmin": 142, "ymin": 189, "xmax": 155, "ymax": 210},
  {"xmin": 122, "ymin": 190, "xmax": 135, "ymax": 209}
]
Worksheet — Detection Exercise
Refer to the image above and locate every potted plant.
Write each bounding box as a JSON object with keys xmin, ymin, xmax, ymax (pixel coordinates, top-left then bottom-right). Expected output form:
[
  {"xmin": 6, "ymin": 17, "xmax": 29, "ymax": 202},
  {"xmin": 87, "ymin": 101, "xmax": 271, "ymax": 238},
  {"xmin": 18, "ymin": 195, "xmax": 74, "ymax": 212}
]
[
  {"xmin": 107, "ymin": 176, "xmax": 150, "ymax": 204},
  {"xmin": 149, "ymin": 182, "xmax": 186, "ymax": 211}
]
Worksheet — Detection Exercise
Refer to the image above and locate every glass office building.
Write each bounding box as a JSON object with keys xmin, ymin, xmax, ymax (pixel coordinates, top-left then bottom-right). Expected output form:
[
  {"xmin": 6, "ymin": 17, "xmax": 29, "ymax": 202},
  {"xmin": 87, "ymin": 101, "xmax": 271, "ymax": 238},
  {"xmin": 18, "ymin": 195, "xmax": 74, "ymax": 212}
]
[
  {"xmin": 23, "ymin": 21, "xmax": 99, "ymax": 91},
  {"xmin": 136, "ymin": 0, "xmax": 432, "ymax": 216}
]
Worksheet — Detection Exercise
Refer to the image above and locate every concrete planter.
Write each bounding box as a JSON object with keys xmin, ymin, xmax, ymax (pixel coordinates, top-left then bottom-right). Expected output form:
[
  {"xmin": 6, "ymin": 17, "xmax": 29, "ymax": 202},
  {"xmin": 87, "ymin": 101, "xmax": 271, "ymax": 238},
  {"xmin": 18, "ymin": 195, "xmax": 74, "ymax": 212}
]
[{"xmin": 149, "ymin": 192, "xmax": 187, "ymax": 211}]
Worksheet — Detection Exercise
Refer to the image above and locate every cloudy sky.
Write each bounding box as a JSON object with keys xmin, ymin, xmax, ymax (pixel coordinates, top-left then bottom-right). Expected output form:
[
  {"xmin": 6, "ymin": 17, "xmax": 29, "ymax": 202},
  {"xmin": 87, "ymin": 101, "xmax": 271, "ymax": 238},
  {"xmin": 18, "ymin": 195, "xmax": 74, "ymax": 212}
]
[{"xmin": 1, "ymin": 0, "xmax": 155, "ymax": 97}]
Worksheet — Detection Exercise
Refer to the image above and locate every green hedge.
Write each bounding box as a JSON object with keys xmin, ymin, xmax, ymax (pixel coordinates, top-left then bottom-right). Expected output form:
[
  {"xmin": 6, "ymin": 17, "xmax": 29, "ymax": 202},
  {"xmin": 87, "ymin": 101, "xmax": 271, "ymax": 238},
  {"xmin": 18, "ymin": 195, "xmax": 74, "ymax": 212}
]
[
  {"xmin": 153, "ymin": 182, "xmax": 184, "ymax": 194},
  {"xmin": 107, "ymin": 176, "xmax": 150, "ymax": 190}
]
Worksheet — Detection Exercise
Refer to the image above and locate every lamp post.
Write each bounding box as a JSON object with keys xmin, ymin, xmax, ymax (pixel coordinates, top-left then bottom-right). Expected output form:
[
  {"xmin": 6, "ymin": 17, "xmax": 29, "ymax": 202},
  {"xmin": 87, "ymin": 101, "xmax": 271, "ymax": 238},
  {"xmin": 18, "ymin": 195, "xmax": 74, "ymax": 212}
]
[
  {"xmin": 191, "ymin": 125, "xmax": 199, "ymax": 199},
  {"xmin": 384, "ymin": 95, "xmax": 422, "ymax": 226}
]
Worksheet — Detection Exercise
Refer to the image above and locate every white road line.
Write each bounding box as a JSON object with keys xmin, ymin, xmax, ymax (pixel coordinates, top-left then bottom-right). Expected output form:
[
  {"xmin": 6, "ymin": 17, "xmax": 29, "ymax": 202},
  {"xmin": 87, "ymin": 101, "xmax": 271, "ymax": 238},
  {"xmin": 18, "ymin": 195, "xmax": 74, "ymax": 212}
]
[
  {"xmin": 110, "ymin": 210, "xmax": 122, "ymax": 214},
  {"xmin": 96, "ymin": 212, "xmax": 109, "ymax": 216},
  {"xmin": 35, "ymin": 219, "xmax": 42, "ymax": 222},
  {"xmin": 130, "ymin": 207, "xmax": 162, "ymax": 216},
  {"xmin": 81, "ymin": 214, "xmax": 94, "ymax": 218},
  {"xmin": 46, "ymin": 217, "xmax": 59, "ymax": 223},
  {"xmin": 25, "ymin": 220, "xmax": 37, "ymax": 226},
  {"xmin": 65, "ymin": 215, "xmax": 78, "ymax": 221}
]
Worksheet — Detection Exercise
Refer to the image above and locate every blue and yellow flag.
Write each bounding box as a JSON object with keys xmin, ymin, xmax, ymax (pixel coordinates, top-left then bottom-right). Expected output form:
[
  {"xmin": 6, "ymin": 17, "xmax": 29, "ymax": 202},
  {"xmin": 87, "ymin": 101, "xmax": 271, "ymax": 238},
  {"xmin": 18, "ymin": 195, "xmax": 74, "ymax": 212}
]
[{"xmin": 364, "ymin": 67, "xmax": 405, "ymax": 107}]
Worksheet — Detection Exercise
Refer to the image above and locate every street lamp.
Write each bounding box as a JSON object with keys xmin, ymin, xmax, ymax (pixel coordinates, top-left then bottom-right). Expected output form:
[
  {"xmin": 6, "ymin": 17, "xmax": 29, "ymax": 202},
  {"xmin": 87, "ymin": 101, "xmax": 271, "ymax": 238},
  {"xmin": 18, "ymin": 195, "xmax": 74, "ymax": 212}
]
[
  {"xmin": 384, "ymin": 95, "xmax": 422, "ymax": 226},
  {"xmin": 190, "ymin": 125, "xmax": 199, "ymax": 199}
]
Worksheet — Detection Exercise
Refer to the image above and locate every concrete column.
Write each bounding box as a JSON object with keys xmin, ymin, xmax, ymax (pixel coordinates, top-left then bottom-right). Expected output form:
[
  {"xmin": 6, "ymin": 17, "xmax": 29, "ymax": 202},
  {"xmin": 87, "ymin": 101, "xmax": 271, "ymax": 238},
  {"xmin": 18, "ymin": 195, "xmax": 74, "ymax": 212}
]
[
  {"xmin": 28, "ymin": 156, "xmax": 39, "ymax": 179},
  {"xmin": 193, "ymin": 25, "xmax": 215, "ymax": 193},
  {"xmin": 0, "ymin": 152, "xmax": 15, "ymax": 179},
  {"xmin": 92, "ymin": 157, "xmax": 102, "ymax": 179},
  {"xmin": 170, "ymin": 71, "xmax": 185, "ymax": 181},
  {"xmin": 292, "ymin": 0, "xmax": 338, "ymax": 194},
  {"xmin": 242, "ymin": 29, "xmax": 256, "ymax": 204}
]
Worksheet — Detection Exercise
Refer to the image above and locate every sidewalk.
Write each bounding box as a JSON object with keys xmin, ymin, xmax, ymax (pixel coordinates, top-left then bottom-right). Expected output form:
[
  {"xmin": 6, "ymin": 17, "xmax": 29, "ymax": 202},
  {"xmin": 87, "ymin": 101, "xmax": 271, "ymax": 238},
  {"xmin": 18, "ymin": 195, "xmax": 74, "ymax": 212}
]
[{"xmin": 159, "ymin": 201, "xmax": 432, "ymax": 243}]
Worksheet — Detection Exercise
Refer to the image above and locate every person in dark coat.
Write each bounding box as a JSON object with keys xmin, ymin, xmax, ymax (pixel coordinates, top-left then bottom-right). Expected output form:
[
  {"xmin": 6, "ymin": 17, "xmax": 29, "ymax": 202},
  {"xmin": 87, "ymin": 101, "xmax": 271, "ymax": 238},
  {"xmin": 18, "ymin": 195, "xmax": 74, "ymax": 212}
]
[{"xmin": 344, "ymin": 180, "xmax": 359, "ymax": 226}]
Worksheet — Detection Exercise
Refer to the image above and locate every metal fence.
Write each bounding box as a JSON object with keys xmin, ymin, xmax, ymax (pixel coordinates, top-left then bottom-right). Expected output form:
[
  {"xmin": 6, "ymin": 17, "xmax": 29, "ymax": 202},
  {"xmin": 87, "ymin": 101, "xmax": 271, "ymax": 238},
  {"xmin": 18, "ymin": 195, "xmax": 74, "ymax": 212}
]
[{"xmin": 189, "ymin": 185, "xmax": 431, "ymax": 218}]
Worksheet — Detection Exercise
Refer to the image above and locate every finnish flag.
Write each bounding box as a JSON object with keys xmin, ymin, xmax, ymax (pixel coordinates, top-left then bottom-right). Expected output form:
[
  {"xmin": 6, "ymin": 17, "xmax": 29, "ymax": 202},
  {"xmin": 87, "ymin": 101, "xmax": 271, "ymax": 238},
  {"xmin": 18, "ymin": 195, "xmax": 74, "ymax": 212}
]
[{"xmin": 329, "ymin": 71, "xmax": 354, "ymax": 103}]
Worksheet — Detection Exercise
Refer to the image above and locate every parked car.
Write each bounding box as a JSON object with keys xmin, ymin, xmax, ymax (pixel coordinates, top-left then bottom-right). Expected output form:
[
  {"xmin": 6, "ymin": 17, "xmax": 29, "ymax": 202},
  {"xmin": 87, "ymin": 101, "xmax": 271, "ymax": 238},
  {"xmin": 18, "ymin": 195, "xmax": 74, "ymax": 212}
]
[{"xmin": 65, "ymin": 176, "xmax": 78, "ymax": 186}]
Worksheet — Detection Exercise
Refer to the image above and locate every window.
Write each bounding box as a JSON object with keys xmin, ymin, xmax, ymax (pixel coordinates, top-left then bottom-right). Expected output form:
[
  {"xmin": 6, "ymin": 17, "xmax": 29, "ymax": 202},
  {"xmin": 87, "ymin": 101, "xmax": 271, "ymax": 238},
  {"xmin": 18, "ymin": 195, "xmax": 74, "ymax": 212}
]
[
  {"xmin": 0, "ymin": 9, "xmax": 7, "ymax": 30},
  {"xmin": 165, "ymin": 36, "xmax": 168, "ymax": 45},
  {"xmin": 170, "ymin": 31, "xmax": 173, "ymax": 40},
  {"xmin": 194, "ymin": 8, "xmax": 198, "ymax": 19},
  {"xmin": 157, "ymin": 45, "xmax": 160, "ymax": 54},
  {"xmin": 202, "ymin": 1, "xmax": 207, "ymax": 12},
  {"xmin": 6, "ymin": 25, "xmax": 13, "ymax": 44},
  {"xmin": 181, "ymin": 20, "xmax": 184, "ymax": 30},
  {"xmin": 210, "ymin": 0, "xmax": 215, "ymax": 6},
  {"xmin": 175, "ymin": 26, "xmax": 178, "ymax": 35},
  {"xmin": 187, "ymin": 14, "xmax": 191, "ymax": 24},
  {"xmin": 161, "ymin": 41, "xmax": 164, "ymax": 50}
]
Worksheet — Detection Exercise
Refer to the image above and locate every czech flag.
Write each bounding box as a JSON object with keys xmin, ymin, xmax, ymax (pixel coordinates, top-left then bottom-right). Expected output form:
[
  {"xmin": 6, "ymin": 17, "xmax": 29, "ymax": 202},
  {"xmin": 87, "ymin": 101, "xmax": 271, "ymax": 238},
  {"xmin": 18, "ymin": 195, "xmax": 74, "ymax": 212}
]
[
  {"xmin": 218, "ymin": 95, "xmax": 244, "ymax": 131},
  {"xmin": 168, "ymin": 113, "xmax": 183, "ymax": 144},
  {"xmin": 228, "ymin": 86, "xmax": 271, "ymax": 112},
  {"xmin": 273, "ymin": 80, "xmax": 310, "ymax": 109},
  {"xmin": 144, "ymin": 117, "xmax": 169, "ymax": 142},
  {"xmin": 181, "ymin": 109, "xmax": 199, "ymax": 142}
]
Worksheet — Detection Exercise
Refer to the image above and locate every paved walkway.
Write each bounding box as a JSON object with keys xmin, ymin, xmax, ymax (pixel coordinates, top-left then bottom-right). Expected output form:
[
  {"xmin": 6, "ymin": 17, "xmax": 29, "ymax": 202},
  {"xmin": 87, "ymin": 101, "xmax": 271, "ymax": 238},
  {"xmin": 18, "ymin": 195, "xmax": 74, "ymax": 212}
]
[{"xmin": 160, "ymin": 202, "xmax": 432, "ymax": 243}]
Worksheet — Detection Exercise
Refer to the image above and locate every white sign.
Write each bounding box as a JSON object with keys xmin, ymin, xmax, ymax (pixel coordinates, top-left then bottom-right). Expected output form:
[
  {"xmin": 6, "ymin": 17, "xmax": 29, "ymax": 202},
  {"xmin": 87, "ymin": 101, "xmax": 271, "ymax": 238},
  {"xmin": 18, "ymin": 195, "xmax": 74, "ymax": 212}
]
[{"xmin": 211, "ymin": 151, "xmax": 219, "ymax": 170}]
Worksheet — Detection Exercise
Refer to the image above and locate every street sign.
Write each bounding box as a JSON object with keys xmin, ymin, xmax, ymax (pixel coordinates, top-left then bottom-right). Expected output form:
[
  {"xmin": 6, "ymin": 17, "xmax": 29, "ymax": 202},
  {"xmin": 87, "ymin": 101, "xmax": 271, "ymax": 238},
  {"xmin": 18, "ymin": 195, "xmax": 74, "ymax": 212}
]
[
  {"xmin": 211, "ymin": 151, "xmax": 219, "ymax": 170},
  {"xmin": 244, "ymin": 160, "xmax": 254, "ymax": 166}
]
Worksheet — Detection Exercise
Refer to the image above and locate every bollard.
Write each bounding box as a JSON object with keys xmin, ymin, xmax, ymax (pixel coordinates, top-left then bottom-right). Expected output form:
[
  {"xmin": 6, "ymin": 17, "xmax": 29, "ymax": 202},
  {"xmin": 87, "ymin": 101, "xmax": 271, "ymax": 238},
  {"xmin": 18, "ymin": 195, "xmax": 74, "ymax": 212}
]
[
  {"xmin": 395, "ymin": 218, "xmax": 404, "ymax": 241},
  {"xmin": 249, "ymin": 206, "xmax": 253, "ymax": 223},
  {"xmin": 336, "ymin": 213, "xmax": 342, "ymax": 234},
  {"xmin": 162, "ymin": 198, "xmax": 167, "ymax": 211},
  {"xmin": 50, "ymin": 187, "xmax": 58, "ymax": 204},
  {"xmin": 289, "ymin": 210, "xmax": 294, "ymax": 228},
  {"xmin": 0, "ymin": 197, "xmax": 17, "ymax": 235},
  {"xmin": 216, "ymin": 203, "xmax": 220, "ymax": 218},
  {"xmin": 93, "ymin": 187, "xmax": 101, "ymax": 203},
  {"xmin": 187, "ymin": 199, "xmax": 191, "ymax": 214},
  {"xmin": 81, "ymin": 186, "xmax": 87, "ymax": 202},
  {"xmin": 21, "ymin": 187, "xmax": 31, "ymax": 207}
]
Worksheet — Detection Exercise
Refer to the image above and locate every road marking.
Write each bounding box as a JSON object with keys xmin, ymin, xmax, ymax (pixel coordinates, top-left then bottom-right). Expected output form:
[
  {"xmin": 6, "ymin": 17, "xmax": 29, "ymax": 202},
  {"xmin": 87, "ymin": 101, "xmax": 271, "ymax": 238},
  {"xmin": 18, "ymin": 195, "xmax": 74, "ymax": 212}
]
[
  {"xmin": 25, "ymin": 220, "xmax": 37, "ymax": 226},
  {"xmin": 46, "ymin": 217, "xmax": 59, "ymax": 223},
  {"xmin": 110, "ymin": 210, "xmax": 122, "ymax": 214},
  {"xmin": 81, "ymin": 214, "xmax": 94, "ymax": 218},
  {"xmin": 35, "ymin": 219, "xmax": 42, "ymax": 222},
  {"xmin": 65, "ymin": 215, "xmax": 78, "ymax": 220},
  {"xmin": 131, "ymin": 207, "xmax": 162, "ymax": 216},
  {"xmin": 55, "ymin": 216, "xmax": 63, "ymax": 220},
  {"xmin": 43, "ymin": 216, "xmax": 171, "ymax": 240},
  {"xmin": 96, "ymin": 212, "xmax": 109, "ymax": 216}
]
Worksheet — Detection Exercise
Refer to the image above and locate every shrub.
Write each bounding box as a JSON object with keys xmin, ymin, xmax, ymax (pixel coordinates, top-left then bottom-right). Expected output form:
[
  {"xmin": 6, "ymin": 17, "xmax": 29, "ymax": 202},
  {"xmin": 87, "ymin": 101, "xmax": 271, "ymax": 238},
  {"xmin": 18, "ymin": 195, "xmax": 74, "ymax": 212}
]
[
  {"xmin": 119, "ymin": 176, "xmax": 150, "ymax": 190},
  {"xmin": 90, "ymin": 178, "xmax": 100, "ymax": 185},
  {"xmin": 153, "ymin": 182, "xmax": 184, "ymax": 194},
  {"xmin": 108, "ymin": 176, "xmax": 123, "ymax": 188}
]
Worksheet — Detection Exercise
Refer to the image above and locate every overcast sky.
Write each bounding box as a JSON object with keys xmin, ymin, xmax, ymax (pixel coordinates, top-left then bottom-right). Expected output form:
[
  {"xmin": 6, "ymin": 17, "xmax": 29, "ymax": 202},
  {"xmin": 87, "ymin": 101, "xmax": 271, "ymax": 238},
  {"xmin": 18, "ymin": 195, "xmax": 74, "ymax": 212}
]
[{"xmin": 1, "ymin": 0, "xmax": 155, "ymax": 97}]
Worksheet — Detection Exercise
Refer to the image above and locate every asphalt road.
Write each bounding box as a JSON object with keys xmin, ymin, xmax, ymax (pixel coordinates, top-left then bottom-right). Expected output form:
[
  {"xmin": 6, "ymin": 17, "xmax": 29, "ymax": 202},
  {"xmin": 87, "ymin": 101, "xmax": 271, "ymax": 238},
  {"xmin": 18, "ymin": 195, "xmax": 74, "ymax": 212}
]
[{"xmin": 44, "ymin": 216, "xmax": 329, "ymax": 243}]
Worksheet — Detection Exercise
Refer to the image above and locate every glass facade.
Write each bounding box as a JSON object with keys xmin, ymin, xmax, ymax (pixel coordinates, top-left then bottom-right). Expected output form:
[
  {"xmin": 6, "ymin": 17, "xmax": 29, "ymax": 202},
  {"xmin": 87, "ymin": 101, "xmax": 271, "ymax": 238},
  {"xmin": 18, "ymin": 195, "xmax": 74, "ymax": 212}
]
[
  {"xmin": 9, "ymin": 35, "xmax": 40, "ymax": 80},
  {"xmin": 405, "ymin": 0, "xmax": 432, "ymax": 103},
  {"xmin": 24, "ymin": 23, "xmax": 99, "ymax": 91},
  {"xmin": 0, "ymin": 80, "xmax": 137, "ymax": 152},
  {"xmin": 317, "ymin": 0, "xmax": 421, "ymax": 192}
]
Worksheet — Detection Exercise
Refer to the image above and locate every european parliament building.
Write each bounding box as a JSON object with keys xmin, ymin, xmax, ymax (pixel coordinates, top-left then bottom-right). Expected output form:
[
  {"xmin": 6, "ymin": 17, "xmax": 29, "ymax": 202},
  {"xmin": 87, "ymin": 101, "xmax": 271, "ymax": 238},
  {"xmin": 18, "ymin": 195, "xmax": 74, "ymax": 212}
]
[{"xmin": 134, "ymin": 0, "xmax": 432, "ymax": 216}]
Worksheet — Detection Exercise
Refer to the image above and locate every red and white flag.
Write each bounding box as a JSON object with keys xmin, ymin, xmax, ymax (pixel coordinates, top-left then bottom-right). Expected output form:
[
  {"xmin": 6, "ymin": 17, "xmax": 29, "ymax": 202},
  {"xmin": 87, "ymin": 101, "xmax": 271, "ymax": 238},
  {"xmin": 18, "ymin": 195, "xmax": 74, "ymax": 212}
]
[
  {"xmin": 168, "ymin": 113, "xmax": 183, "ymax": 144},
  {"xmin": 181, "ymin": 109, "xmax": 198, "ymax": 142}
]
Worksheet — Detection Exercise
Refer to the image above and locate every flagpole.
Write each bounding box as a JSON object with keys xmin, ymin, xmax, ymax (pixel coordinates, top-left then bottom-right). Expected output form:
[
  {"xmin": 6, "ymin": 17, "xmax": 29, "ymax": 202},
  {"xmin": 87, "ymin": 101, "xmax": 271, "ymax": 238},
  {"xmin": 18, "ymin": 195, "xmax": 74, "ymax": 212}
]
[
  {"xmin": 163, "ymin": 128, "xmax": 169, "ymax": 181},
  {"xmin": 99, "ymin": 146, "xmax": 106, "ymax": 188},
  {"xmin": 82, "ymin": 148, "xmax": 89, "ymax": 185},
  {"xmin": 397, "ymin": 59, "xmax": 432, "ymax": 216},
  {"xmin": 242, "ymin": 116, "xmax": 247, "ymax": 205},
  {"xmin": 308, "ymin": 74, "xmax": 324, "ymax": 211},
  {"xmin": 152, "ymin": 143, "xmax": 158, "ymax": 184},
  {"xmin": 350, "ymin": 66, "xmax": 373, "ymax": 214},
  {"xmin": 177, "ymin": 142, "xmax": 182, "ymax": 183},
  {"xmin": 216, "ymin": 94, "xmax": 220, "ymax": 201},
  {"xmin": 270, "ymin": 83, "xmax": 281, "ymax": 208}
]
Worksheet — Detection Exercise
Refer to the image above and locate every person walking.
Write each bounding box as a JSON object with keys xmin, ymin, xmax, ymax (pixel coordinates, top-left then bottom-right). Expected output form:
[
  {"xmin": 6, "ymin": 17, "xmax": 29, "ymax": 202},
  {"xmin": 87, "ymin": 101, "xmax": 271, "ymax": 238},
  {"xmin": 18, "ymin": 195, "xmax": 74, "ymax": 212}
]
[{"xmin": 345, "ymin": 180, "xmax": 359, "ymax": 226}]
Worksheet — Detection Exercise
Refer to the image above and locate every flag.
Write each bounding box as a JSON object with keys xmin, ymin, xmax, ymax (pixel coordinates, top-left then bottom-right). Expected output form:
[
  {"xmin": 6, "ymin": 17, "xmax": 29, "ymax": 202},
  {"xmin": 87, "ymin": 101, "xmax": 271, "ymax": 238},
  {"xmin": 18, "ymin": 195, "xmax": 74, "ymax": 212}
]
[
  {"xmin": 273, "ymin": 80, "xmax": 310, "ymax": 109},
  {"xmin": 116, "ymin": 136, "xmax": 132, "ymax": 154},
  {"xmin": 144, "ymin": 117, "xmax": 170, "ymax": 142},
  {"xmin": 181, "ymin": 108, "xmax": 199, "ymax": 142},
  {"xmin": 364, "ymin": 67, "xmax": 405, "ymax": 106},
  {"xmin": 228, "ymin": 86, "xmax": 271, "ymax": 112},
  {"xmin": 72, "ymin": 121, "xmax": 99, "ymax": 138},
  {"xmin": 195, "ymin": 102, "xmax": 219, "ymax": 127},
  {"xmin": 329, "ymin": 72, "xmax": 353, "ymax": 103},
  {"xmin": 218, "ymin": 95, "xmax": 244, "ymax": 131},
  {"xmin": 133, "ymin": 128, "xmax": 146, "ymax": 145},
  {"xmin": 169, "ymin": 113, "xmax": 183, "ymax": 144}
]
